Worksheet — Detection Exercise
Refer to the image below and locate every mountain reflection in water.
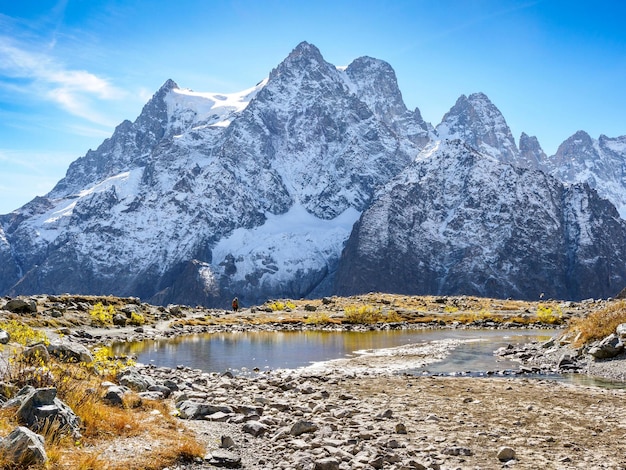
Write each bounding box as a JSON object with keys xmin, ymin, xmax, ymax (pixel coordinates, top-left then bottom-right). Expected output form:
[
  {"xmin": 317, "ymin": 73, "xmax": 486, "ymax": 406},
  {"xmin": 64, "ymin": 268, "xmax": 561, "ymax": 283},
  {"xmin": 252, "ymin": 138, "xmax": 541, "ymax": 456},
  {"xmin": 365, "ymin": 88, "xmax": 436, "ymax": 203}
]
[{"xmin": 112, "ymin": 328, "xmax": 555, "ymax": 375}]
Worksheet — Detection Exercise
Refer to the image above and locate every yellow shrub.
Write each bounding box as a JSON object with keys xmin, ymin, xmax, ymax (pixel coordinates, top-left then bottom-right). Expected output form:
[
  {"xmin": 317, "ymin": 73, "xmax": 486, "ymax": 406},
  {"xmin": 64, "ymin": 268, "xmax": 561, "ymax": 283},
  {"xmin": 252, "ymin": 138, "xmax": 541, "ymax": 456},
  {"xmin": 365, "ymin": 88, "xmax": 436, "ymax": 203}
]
[
  {"xmin": 89, "ymin": 302, "xmax": 115, "ymax": 326},
  {"xmin": 304, "ymin": 312, "xmax": 333, "ymax": 324},
  {"xmin": 344, "ymin": 305, "xmax": 401, "ymax": 324},
  {"xmin": 268, "ymin": 300, "xmax": 296, "ymax": 311},
  {"xmin": 129, "ymin": 312, "xmax": 145, "ymax": 326},
  {"xmin": 0, "ymin": 319, "xmax": 48, "ymax": 346},
  {"xmin": 90, "ymin": 346, "xmax": 135, "ymax": 376},
  {"xmin": 536, "ymin": 304, "xmax": 563, "ymax": 324}
]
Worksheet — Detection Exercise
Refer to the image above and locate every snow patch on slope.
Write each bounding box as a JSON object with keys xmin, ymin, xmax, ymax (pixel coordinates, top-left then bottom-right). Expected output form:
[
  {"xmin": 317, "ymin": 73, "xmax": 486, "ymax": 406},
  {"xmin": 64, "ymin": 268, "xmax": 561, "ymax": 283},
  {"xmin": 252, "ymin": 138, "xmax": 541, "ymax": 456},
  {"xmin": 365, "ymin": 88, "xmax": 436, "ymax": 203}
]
[
  {"xmin": 165, "ymin": 78, "xmax": 268, "ymax": 130},
  {"xmin": 32, "ymin": 168, "xmax": 144, "ymax": 242},
  {"xmin": 212, "ymin": 204, "xmax": 360, "ymax": 285}
]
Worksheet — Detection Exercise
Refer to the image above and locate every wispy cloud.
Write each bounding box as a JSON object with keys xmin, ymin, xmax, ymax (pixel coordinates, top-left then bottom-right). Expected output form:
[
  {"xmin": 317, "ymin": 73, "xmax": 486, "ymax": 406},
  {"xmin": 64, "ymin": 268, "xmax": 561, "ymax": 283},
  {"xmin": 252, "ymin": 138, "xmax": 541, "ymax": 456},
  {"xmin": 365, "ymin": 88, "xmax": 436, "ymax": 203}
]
[{"xmin": 0, "ymin": 36, "xmax": 126, "ymax": 126}]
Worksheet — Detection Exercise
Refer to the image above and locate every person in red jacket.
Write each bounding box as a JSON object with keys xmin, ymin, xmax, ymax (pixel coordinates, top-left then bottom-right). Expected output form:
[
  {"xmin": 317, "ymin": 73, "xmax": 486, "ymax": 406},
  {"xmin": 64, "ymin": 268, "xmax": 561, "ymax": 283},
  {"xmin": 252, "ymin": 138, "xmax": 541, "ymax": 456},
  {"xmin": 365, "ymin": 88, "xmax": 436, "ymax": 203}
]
[{"xmin": 231, "ymin": 297, "xmax": 239, "ymax": 312}]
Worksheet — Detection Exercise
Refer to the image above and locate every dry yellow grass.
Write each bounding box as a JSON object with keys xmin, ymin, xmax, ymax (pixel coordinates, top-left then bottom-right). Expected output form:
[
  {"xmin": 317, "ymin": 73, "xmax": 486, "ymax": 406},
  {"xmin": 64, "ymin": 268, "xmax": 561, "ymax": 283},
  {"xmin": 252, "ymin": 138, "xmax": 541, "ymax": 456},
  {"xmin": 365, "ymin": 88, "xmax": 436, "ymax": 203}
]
[
  {"xmin": 0, "ymin": 350, "xmax": 205, "ymax": 470},
  {"xmin": 569, "ymin": 300, "xmax": 626, "ymax": 346}
]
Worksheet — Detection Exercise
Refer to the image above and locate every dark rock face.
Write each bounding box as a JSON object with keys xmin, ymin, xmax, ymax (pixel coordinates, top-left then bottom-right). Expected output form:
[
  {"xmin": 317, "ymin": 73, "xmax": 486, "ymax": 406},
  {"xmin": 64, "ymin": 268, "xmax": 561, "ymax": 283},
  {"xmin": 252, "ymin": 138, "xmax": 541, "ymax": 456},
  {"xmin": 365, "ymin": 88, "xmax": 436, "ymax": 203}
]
[
  {"xmin": 0, "ymin": 226, "xmax": 20, "ymax": 293},
  {"xmin": 518, "ymin": 132, "xmax": 547, "ymax": 171},
  {"xmin": 335, "ymin": 140, "xmax": 626, "ymax": 301}
]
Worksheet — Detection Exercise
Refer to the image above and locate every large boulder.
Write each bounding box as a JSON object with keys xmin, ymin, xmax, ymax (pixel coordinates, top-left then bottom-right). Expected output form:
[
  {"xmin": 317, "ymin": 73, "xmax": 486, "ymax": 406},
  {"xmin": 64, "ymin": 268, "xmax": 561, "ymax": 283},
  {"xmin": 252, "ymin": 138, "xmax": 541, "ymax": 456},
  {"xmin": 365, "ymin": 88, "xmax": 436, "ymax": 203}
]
[
  {"xmin": 588, "ymin": 334, "xmax": 624, "ymax": 359},
  {"xmin": 0, "ymin": 426, "xmax": 47, "ymax": 467},
  {"xmin": 177, "ymin": 400, "xmax": 234, "ymax": 420},
  {"xmin": 15, "ymin": 387, "xmax": 82, "ymax": 439},
  {"xmin": 4, "ymin": 298, "xmax": 37, "ymax": 314},
  {"xmin": 47, "ymin": 340, "xmax": 94, "ymax": 363},
  {"xmin": 117, "ymin": 370, "xmax": 156, "ymax": 392}
]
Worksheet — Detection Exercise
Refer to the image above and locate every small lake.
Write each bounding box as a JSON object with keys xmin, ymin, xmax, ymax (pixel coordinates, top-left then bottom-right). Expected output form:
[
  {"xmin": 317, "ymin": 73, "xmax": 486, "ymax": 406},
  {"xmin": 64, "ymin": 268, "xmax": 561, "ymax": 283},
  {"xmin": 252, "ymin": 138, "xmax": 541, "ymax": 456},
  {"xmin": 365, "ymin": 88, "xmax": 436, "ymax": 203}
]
[{"xmin": 112, "ymin": 328, "xmax": 557, "ymax": 376}]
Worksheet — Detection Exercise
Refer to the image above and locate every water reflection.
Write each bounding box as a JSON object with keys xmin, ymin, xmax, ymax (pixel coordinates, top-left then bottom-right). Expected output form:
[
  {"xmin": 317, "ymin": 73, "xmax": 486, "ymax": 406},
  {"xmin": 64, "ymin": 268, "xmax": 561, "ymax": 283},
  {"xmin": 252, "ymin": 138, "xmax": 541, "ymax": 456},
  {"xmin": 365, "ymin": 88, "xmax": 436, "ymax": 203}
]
[{"xmin": 113, "ymin": 328, "xmax": 555, "ymax": 375}]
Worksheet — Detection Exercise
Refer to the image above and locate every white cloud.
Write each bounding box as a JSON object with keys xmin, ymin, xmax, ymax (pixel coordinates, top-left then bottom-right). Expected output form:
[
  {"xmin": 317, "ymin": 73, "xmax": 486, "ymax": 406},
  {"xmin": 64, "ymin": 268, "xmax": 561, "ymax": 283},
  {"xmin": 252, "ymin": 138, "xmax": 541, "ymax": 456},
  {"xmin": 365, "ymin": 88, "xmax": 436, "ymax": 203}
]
[{"xmin": 0, "ymin": 36, "xmax": 126, "ymax": 125}]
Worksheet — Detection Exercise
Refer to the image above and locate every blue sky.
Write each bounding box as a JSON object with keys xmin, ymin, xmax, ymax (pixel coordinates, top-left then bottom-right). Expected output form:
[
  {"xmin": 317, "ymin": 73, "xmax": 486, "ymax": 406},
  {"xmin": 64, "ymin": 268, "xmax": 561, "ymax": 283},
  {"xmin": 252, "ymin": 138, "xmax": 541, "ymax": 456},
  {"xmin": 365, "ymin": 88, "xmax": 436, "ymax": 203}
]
[{"xmin": 1, "ymin": 0, "xmax": 625, "ymax": 214}]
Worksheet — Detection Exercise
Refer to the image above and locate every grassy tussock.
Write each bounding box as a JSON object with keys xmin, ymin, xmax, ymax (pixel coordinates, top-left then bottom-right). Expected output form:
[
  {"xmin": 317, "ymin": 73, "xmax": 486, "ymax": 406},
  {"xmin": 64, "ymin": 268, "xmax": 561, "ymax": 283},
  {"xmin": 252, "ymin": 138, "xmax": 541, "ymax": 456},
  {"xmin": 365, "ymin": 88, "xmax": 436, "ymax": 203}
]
[
  {"xmin": 0, "ymin": 321, "xmax": 205, "ymax": 469},
  {"xmin": 569, "ymin": 300, "xmax": 626, "ymax": 346},
  {"xmin": 343, "ymin": 305, "xmax": 402, "ymax": 324}
]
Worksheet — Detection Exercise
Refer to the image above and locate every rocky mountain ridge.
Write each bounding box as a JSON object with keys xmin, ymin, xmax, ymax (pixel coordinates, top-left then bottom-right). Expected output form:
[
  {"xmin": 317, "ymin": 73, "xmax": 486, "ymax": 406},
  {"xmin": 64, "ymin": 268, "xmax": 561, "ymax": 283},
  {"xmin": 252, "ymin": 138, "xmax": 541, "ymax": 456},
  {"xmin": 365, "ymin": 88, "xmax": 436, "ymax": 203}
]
[
  {"xmin": 335, "ymin": 140, "xmax": 626, "ymax": 300},
  {"xmin": 1, "ymin": 41, "xmax": 626, "ymax": 306}
]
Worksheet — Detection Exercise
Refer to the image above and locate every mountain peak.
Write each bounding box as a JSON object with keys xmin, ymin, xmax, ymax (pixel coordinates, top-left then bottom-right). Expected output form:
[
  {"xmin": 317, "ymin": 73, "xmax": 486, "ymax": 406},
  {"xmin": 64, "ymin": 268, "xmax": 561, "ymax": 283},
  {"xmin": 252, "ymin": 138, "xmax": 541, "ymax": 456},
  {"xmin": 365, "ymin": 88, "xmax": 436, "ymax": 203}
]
[
  {"xmin": 291, "ymin": 41, "xmax": 322, "ymax": 58},
  {"xmin": 518, "ymin": 132, "xmax": 547, "ymax": 170},
  {"xmin": 160, "ymin": 79, "xmax": 179, "ymax": 92},
  {"xmin": 436, "ymin": 92, "xmax": 519, "ymax": 164},
  {"xmin": 269, "ymin": 42, "xmax": 327, "ymax": 79}
]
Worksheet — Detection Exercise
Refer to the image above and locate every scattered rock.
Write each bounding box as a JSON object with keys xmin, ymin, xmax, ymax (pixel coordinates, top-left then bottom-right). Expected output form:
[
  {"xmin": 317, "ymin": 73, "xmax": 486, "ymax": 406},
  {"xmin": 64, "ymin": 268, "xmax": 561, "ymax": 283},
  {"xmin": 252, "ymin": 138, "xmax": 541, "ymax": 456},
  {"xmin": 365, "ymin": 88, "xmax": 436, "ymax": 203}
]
[
  {"xmin": 0, "ymin": 426, "xmax": 47, "ymax": 467},
  {"xmin": 395, "ymin": 423, "xmax": 408, "ymax": 434},
  {"xmin": 5, "ymin": 299, "xmax": 37, "ymax": 314},
  {"xmin": 290, "ymin": 420, "xmax": 318, "ymax": 436},
  {"xmin": 0, "ymin": 329, "xmax": 9, "ymax": 344},
  {"xmin": 103, "ymin": 385, "xmax": 130, "ymax": 406},
  {"xmin": 117, "ymin": 370, "xmax": 156, "ymax": 392},
  {"xmin": 206, "ymin": 449, "xmax": 242, "ymax": 468},
  {"xmin": 22, "ymin": 344, "xmax": 50, "ymax": 364},
  {"xmin": 220, "ymin": 435, "xmax": 236, "ymax": 449},
  {"xmin": 314, "ymin": 457, "xmax": 340, "ymax": 470},
  {"xmin": 15, "ymin": 386, "xmax": 82, "ymax": 439},
  {"xmin": 242, "ymin": 420, "xmax": 268, "ymax": 437},
  {"xmin": 47, "ymin": 340, "xmax": 94, "ymax": 363},
  {"xmin": 588, "ymin": 334, "xmax": 624, "ymax": 359},
  {"xmin": 497, "ymin": 446, "xmax": 516, "ymax": 462}
]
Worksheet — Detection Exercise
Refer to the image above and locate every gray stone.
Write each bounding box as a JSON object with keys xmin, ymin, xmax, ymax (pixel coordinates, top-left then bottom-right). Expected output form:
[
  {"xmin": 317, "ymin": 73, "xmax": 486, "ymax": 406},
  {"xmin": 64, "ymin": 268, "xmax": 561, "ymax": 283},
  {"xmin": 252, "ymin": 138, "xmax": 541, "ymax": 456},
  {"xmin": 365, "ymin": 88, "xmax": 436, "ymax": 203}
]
[
  {"xmin": 103, "ymin": 385, "xmax": 130, "ymax": 406},
  {"xmin": 406, "ymin": 461, "xmax": 428, "ymax": 470},
  {"xmin": 314, "ymin": 457, "xmax": 340, "ymax": 470},
  {"xmin": 118, "ymin": 370, "xmax": 156, "ymax": 392},
  {"xmin": 0, "ymin": 426, "xmax": 47, "ymax": 467},
  {"xmin": 588, "ymin": 334, "xmax": 624, "ymax": 359},
  {"xmin": 163, "ymin": 379, "xmax": 179, "ymax": 391},
  {"xmin": 497, "ymin": 446, "xmax": 516, "ymax": 461},
  {"xmin": 207, "ymin": 411, "xmax": 231, "ymax": 422},
  {"xmin": 47, "ymin": 340, "xmax": 94, "ymax": 363},
  {"xmin": 177, "ymin": 400, "xmax": 233, "ymax": 420},
  {"xmin": 220, "ymin": 435, "xmax": 236, "ymax": 449},
  {"xmin": 112, "ymin": 314, "xmax": 127, "ymax": 326},
  {"xmin": 148, "ymin": 384, "xmax": 172, "ymax": 398},
  {"xmin": 616, "ymin": 323, "xmax": 626, "ymax": 338},
  {"xmin": 242, "ymin": 420, "xmax": 268, "ymax": 437},
  {"xmin": 443, "ymin": 446, "xmax": 473, "ymax": 456},
  {"xmin": 290, "ymin": 420, "xmax": 318, "ymax": 436},
  {"xmin": 0, "ymin": 329, "xmax": 9, "ymax": 344},
  {"xmin": 138, "ymin": 391, "xmax": 164, "ymax": 400},
  {"xmin": 15, "ymin": 387, "xmax": 81, "ymax": 439},
  {"xmin": 207, "ymin": 449, "xmax": 242, "ymax": 468},
  {"xmin": 5, "ymin": 299, "xmax": 37, "ymax": 314},
  {"xmin": 22, "ymin": 344, "xmax": 50, "ymax": 364},
  {"xmin": 396, "ymin": 423, "xmax": 407, "ymax": 434}
]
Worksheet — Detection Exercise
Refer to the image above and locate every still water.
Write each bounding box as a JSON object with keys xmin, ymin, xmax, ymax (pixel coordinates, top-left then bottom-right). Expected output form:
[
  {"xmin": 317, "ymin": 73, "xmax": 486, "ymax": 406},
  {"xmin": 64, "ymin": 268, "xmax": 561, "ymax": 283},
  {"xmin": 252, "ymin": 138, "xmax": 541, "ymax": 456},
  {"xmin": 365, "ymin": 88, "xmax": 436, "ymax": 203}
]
[{"xmin": 112, "ymin": 328, "xmax": 556, "ymax": 376}]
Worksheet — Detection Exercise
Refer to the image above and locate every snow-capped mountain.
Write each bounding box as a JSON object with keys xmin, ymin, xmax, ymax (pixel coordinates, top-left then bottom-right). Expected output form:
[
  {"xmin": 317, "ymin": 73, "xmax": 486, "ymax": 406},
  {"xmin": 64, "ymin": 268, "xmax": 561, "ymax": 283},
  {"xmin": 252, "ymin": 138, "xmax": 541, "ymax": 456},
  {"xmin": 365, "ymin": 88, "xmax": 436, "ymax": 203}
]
[
  {"xmin": 335, "ymin": 140, "xmax": 626, "ymax": 300},
  {"xmin": 435, "ymin": 93, "xmax": 519, "ymax": 165},
  {"xmin": 0, "ymin": 42, "xmax": 430, "ymax": 307},
  {"xmin": 542, "ymin": 131, "xmax": 626, "ymax": 218},
  {"xmin": 2, "ymin": 41, "xmax": 626, "ymax": 306}
]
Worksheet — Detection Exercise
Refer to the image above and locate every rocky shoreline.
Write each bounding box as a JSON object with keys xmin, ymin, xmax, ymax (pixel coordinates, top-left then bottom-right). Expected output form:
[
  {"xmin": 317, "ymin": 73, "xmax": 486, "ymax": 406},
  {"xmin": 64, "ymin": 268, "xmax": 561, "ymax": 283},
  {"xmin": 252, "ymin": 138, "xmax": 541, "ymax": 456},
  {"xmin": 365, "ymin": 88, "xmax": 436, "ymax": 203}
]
[{"xmin": 1, "ymin": 294, "xmax": 626, "ymax": 469}]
